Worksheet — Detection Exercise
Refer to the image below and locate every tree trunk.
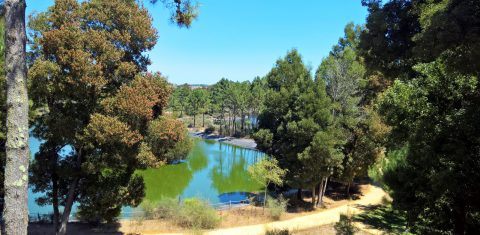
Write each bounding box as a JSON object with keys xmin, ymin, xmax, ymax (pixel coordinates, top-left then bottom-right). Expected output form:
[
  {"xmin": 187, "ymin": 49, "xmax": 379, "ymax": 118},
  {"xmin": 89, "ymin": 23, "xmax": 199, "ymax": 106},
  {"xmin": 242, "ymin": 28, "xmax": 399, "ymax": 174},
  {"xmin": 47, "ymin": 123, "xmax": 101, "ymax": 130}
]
[
  {"xmin": 241, "ymin": 111, "xmax": 244, "ymax": 134},
  {"xmin": 296, "ymin": 188, "xmax": 303, "ymax": 201},
  {"xmin": 3, "ymin": 1, "xmax": 29, "ymax": 234},
  {"xmin": 202, "ymin": 113, "xmax": 205, "ymax": 127},
  {"xmin": 311, "ymin": 186, "xmax": 316, "ymax": 208},
  {"xmin": 320, "ymin": 177, "xmax": 329, "ymax": 206},
  {"xmin": 58, "ymin": 149, "xmax": 82, "ymax": 235},
  {"xmin": 263, "ymin": 185, "xmax": 268, "ymax": 213},
  {"xmin": 193, "ymin": 114, "xmax": 196, "ymax": 127},
  {"xmin": 52, "ymin": 175, "xmax": 60, "ymax": 232},
  {"xmin": 228, "ymin": 113, "xmax": 231, "ymax": 135},
  {"xmin": 346, "ymin": 182, "xmax": 351, "ymax": 198},
  {"xmin": 316, "ymin": 181, "xmax": 322, "ymax": 207},
  {"xmin": 318, "ymin": 178, "xmax": 325, "ymax": 207},
  {"xmin": 58, "ymin": 177, "xmax": 79, "ymax": 235},
  {"xmin": 219, "ymin": 114, "xmax": 223, "ymax": 135}
]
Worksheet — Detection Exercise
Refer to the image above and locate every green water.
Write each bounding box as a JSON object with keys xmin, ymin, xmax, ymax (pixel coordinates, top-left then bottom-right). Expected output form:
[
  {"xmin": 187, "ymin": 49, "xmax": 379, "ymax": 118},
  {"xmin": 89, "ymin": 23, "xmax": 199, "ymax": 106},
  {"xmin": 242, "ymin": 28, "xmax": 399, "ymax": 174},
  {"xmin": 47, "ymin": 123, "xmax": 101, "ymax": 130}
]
[
  {"xmin": 28, "ymin": 137, "xmax": 264, "ymax": 216},
  {"xmin": 137, "ymin": 138, "xmax": 265, "ymax": 204}
]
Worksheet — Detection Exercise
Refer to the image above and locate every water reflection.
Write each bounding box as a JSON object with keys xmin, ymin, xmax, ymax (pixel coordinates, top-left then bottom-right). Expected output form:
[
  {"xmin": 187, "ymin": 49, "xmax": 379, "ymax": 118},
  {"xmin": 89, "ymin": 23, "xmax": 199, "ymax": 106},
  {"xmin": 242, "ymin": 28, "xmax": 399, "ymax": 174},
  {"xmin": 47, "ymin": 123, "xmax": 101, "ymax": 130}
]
[
  {"xmin": 29, "ymin": 137, "xmax": 265, "ymax": 214},
  {"xmin": 210, "ymin": 143, "xmax": 262, "ymax": 198},
  {"xmin": 138, "ymin": 139, "xmax": 264, "ymax": 204}
]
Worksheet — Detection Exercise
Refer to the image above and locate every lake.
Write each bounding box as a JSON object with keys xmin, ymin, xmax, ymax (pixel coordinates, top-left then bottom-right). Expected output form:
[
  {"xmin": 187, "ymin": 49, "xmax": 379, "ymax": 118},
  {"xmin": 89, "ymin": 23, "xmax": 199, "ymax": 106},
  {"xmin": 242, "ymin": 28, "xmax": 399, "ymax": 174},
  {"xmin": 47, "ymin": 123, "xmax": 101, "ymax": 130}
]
[{"xmin": 28, "ymin": 137, "xmax": 265, "ymax": 217}]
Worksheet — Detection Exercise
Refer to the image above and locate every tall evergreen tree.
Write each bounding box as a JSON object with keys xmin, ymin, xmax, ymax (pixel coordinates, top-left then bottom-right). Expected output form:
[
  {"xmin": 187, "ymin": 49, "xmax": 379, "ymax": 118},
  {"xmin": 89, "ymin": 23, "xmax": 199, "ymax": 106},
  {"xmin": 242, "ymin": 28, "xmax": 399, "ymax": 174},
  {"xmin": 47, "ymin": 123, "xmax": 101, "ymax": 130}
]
[
  {"xmin": 362, "ymin": 0, "xmax": 480, "ymax": 233},
  {"xmin": 254, "ymin": 49, "xmax": 339, "ymax": 206},
  {"xmin": 28, "ymin": 1, "xmax": 190, "ymax": 234}
]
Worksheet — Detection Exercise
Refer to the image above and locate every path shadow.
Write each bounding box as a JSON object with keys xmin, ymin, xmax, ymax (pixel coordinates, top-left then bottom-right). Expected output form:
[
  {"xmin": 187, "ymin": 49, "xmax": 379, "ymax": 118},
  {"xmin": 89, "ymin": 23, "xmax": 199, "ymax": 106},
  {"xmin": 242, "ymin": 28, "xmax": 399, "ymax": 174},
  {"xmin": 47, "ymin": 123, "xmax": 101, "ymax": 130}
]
[
  {"xmin": 28, "ymin": 222, "xmax": 122, "ymax": 235},
  {"xmin": 353, "ymin": 204, "xmax": 408, "ymax": 234}
]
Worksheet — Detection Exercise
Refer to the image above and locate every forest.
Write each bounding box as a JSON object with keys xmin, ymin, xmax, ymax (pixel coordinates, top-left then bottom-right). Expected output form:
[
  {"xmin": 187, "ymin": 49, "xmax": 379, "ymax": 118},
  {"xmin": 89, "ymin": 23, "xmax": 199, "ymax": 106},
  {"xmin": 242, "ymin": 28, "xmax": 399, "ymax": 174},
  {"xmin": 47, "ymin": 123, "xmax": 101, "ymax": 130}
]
[{"xmin": 0, "ymin": 0, "xmax": 479, "ymax": 234}]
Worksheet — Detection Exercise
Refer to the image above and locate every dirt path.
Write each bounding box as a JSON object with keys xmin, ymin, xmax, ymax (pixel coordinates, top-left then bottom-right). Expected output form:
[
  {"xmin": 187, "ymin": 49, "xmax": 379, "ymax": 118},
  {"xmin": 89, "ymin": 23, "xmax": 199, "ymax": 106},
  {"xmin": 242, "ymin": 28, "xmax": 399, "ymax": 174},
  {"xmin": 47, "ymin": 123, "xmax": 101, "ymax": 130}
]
[{"xmin": 137, "ymin": 185, "xmax": 386, "ymax": 235}]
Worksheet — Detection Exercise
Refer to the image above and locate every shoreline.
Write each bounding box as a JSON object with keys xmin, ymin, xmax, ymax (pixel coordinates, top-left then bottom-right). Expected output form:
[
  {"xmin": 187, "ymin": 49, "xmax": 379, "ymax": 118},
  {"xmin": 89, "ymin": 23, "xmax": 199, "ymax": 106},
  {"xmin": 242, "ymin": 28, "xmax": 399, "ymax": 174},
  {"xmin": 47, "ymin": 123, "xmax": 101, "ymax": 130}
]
[{"xmin": 190, "ymin": 131, "xmax": 258, "ymax": 150}]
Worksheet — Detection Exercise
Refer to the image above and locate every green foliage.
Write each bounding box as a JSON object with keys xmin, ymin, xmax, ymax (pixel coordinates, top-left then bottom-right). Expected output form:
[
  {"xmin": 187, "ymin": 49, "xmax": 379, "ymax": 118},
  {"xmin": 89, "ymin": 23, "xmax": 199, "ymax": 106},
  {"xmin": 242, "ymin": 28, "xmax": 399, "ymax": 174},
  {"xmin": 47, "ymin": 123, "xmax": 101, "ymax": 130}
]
[
  {"xmin": 186, "ymin": 88, "xmax": 209, "ymax": 127},
  {"xmin": 378, "ymin": 59, "xmax": 480, "ymax": 233},
  {"xmin": 361, "ymin": 1, "xmax": 480, "ymax": 233},
  {"xmin": 27, "ymin": 0, "xmax": 189, "ymax": 225},
  {"xmin": 317, "ymin": 23, "xmax": 387, "ymax": 189},
  {"xmin": 248, "ymin": 158, "xmax": 286, "ymax": 209},
  {"xmin": 368, "ymin": 147, "xmax": 408, "ymax": 190},
  {"xmin": 255, "ymin": 49, "xmax": 337, "ymax": 191},
  {"xmin": 169, "ymin": 84, "xmax": 191, "ymax": 116},
  {"xmin": 150, "ymin": 0, "xmax": 199, "ymax": 28},
  {"xmin": 334, "ymin": 213, "xmax": 359, "ymax": 235},
  {"xmin": 359, "ymin": 0, "xmax": 421, "ymax": 81},
  {"xmin": 253, "ymin": 129, "xmax": 273, "ymax": 152},
  {"xmin": 266, "ymin": 196, "xmax": 289, "ymax": 221},
  {"xmin": 248, "ymin": 158, "xmax": 286, "ymax": 187},
  {"xmin": 170, "ymin": 77, "xmax": 267, "ymax": 136}
]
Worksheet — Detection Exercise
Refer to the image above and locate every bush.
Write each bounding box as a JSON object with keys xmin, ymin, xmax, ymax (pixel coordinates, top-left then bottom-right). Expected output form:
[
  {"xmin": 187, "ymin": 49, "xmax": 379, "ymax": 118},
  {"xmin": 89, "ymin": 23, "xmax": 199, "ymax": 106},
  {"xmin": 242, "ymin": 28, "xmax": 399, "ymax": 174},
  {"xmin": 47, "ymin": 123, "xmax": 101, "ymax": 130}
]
[
  {"xmin": 141, "ymin": 198, "xmax": 220, "ymax": 229},
  {"xmin": 141, "ymin": 198, "xmax": 181, "ymax": 220},
  {"xmin": 141, "ymin": 200, "xmax": 158, "ymax": 219},
  {"xmin": 334, "ymin": 213, "xmax": 359, "ymax": 235},
  {"xmin": 265, "ymin": 228, "xmax": 291, "ymax": 235},
  {"xmin": 266, "ymin": 196, "xmax": 288, "ymax": 220},
  {"xmin": 204, "ymin": 125, "xmax": 215, "ymax": 134},
  {"xmin": 176, "ymin": 198, "xmax": 220, "ymax": 229}
]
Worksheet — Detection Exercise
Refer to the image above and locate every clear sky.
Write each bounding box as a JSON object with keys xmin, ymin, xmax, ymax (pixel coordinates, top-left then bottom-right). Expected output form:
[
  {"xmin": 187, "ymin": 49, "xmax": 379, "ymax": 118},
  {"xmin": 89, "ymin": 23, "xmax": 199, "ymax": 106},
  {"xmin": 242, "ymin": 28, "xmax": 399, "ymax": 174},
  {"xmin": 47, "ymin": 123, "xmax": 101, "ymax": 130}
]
[{"xmin": 26, "ymin": 0, "xmax": 368, "ymax": 85}]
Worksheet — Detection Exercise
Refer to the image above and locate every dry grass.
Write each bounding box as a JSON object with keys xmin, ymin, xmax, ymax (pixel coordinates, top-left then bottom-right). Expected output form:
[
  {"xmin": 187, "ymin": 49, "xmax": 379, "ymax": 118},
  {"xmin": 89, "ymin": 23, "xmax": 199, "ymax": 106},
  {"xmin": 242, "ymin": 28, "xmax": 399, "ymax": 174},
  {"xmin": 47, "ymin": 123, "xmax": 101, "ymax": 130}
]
[{"xmin": 29, "ymin": 184, "xmax": 375, "ymax": 235}]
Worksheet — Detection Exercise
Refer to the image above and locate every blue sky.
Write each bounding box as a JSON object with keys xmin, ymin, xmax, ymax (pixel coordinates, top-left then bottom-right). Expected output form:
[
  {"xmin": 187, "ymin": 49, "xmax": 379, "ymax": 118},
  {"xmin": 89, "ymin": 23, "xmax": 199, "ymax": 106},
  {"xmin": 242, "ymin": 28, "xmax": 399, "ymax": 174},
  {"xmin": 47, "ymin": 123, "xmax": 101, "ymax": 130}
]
[{"xmin": 26, "ymin": 0, "xmax": 368, "ymax": 85}]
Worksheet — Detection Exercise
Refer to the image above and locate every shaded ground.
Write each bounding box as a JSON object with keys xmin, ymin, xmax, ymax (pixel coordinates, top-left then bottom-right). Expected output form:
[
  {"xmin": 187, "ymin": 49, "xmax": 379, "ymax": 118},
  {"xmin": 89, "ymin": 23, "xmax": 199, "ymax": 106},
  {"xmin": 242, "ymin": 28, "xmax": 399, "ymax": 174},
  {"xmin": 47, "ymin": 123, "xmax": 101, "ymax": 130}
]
[
  {"xmin": 293, "ymin": 224, "xmax": 370, "ymax": 235},
  {"xmin": 28, "ymin": 222, "xmax": 122, "ymax": 235},
  {"xmin": 354, "ymin": 204, "xmax": 409, "ymax": 234}
]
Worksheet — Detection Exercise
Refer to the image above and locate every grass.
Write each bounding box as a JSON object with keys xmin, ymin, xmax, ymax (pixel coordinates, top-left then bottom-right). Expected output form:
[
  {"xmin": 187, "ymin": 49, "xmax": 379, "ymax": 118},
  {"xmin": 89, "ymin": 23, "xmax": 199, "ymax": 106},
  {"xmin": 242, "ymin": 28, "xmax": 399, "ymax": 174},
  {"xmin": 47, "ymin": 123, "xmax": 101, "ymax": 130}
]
[{"xmin": 354, "ymin": 204, "xmax": 410, "ymax": 234}]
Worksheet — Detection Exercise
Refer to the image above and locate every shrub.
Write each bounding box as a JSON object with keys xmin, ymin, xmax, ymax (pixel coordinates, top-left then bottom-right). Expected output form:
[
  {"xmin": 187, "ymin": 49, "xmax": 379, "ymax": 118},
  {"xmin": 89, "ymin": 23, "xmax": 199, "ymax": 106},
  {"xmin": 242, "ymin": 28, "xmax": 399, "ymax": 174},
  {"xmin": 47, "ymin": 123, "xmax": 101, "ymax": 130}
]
[
  {"xmin": 334, "ymin": 213, "xmax": 359, "ymax": 235},
  {"xmin": 266, "ymin": 196, "xmax": 288, "ymax": 220},
  {"xmin": 265, "ymin": 228, "xmax": 291, "ymax": 235},
  {"xmin": 204, "ymin": 125, "xmax": 215, "ymax": 134},
  {"xmin": 141, "ymin": 200, "xmax": 158, "ymax": 219},
  {"xmin": 176, "ymin": 198, "xmax": 220, "ymax": 229},
  {"xmin": 141, "ymin": 198, "xmax": 180, "ymax": 219},
  {"xmin": 140, "ymin": 198, "xmax": 220, "ymax": 229}
]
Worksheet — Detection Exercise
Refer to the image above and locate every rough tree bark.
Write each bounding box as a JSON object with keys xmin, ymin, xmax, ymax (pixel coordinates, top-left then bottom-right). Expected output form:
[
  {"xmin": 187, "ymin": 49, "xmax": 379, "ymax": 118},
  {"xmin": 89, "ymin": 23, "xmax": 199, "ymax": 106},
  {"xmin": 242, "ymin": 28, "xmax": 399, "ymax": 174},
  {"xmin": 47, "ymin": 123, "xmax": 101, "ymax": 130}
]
[{"xmin": 3, "ymin": 0, "xmax": 29, "ymax": 234}]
